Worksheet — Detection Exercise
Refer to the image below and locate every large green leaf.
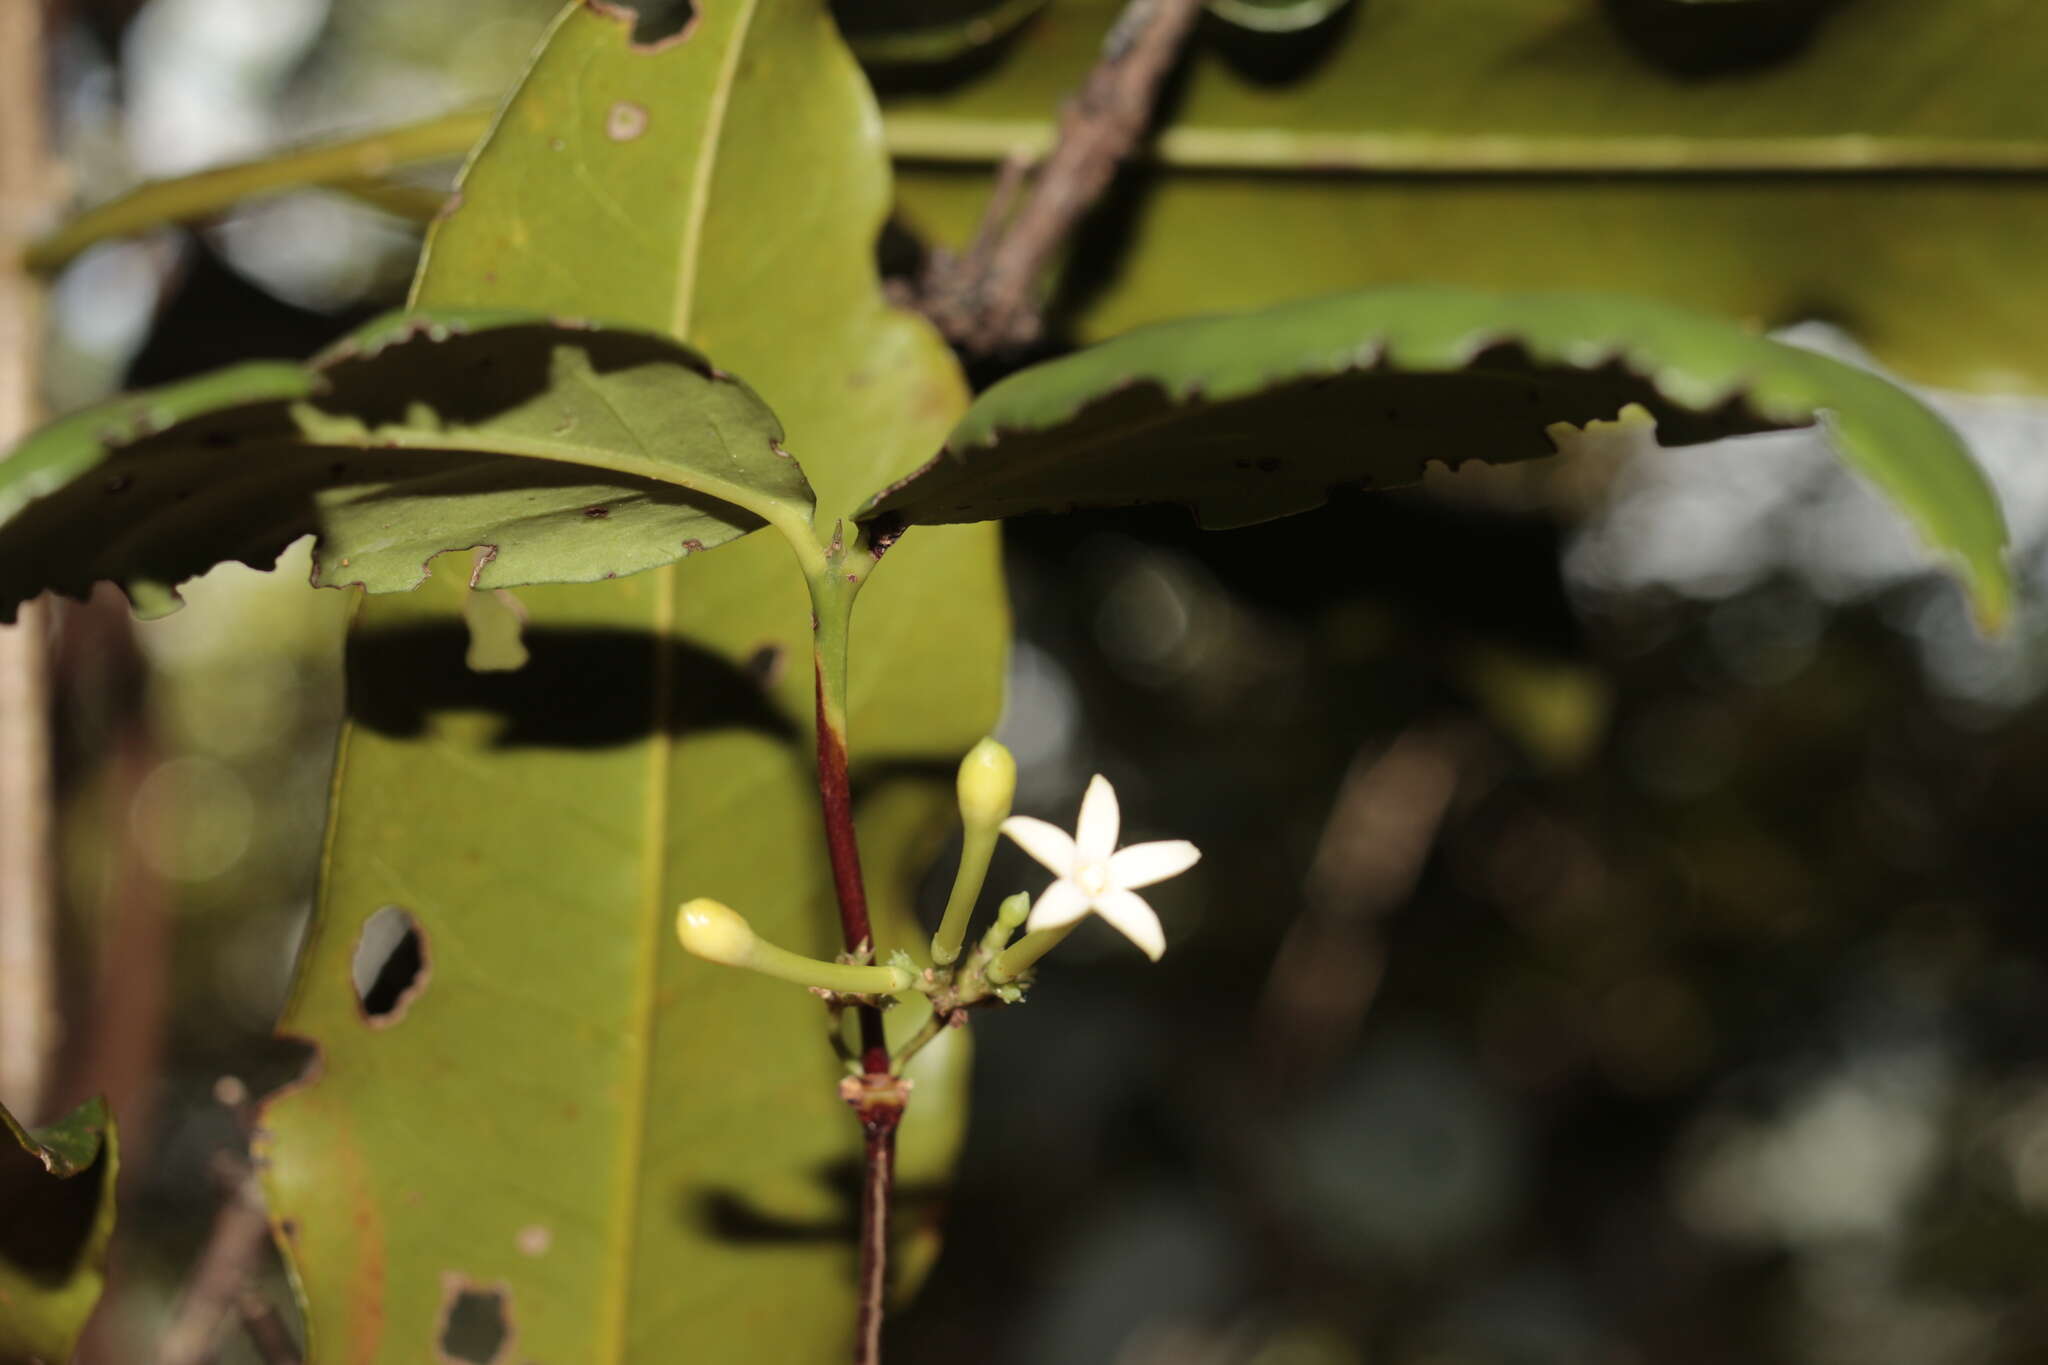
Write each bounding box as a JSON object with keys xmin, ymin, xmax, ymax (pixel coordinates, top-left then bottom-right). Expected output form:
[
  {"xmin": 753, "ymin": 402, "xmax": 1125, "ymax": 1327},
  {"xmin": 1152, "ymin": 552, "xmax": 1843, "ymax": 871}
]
[
  {"xmin": 258, "ymin": 2, "xmax": 1003, "ymax": 1361},
  {"xmin": 0, "ymin": 1099, "xmax": 118, "ymax": 1365},
  {"xmin": 886, "ymin": 0, "xmax": 2048, "ymax": 394},
  {"xmin": 0, "ymin": 309, "xmax": 809, "ymax": 620},
  {"xmin": 861, "ymin": 287, "xmax": 2011, "ymax": 624}
]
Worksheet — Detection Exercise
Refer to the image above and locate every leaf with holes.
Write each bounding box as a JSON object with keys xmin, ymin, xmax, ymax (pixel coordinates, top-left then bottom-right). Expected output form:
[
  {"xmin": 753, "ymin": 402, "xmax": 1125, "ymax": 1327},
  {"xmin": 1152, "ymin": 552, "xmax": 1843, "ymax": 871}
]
[
  {"xmin": 860, "ymin": 286, "xmax": 2011, "ymax": 626},
  {"xmin": 257, "ymin": 2, "xmax": 1004, "ymax": 1361},
  {"xmin": 0, "ymin": 308, "xmax": 808, "ymax": 622},
  {"xmin": 0, "ymin": 1098, "xmax": 118, "ymax": 1365}
]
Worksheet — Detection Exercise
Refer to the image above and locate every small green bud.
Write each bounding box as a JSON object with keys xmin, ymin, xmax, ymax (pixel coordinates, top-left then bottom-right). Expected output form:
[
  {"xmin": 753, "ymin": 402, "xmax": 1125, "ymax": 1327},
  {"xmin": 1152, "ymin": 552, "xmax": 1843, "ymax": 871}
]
[
  {"xmin": 994, "ymin": 890, "xmax": 1031, "ymax": 929},
  {"xmin": 676, "ymin": 898, "xmax": 757, "ymax": 966},
  {"xmin": 975, "ymin": 890, "xmax": 1034, "ymax": 961},
  {"xmin": 956, "ymin": 737, "xmax": 1017, "ymax": 830}
]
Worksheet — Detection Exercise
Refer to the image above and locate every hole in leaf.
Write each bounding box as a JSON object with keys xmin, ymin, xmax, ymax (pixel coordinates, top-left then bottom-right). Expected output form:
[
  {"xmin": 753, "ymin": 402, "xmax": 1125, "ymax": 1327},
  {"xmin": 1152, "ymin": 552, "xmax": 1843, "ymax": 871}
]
[
  {"xmin": 352, "ymin": 906, "xmax": 428, "ymax": 1025},
  {"xmin": 587, "ymin": 0, "xmax": 697, "ymax": 47},
  {"xmin": 462, "ymin": 585, "xmax": 530, "ymax": 674},
  {"xmin": 437, "ymin": 1279, "xmax": 513, "ymax": 1364}
]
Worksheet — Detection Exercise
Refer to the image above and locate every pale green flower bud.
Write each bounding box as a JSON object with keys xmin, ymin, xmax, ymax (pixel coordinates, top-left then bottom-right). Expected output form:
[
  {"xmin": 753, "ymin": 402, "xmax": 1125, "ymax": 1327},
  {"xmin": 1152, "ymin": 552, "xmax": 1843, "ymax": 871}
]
[
  {"xmin": 676, "ymin": 898, "xmax": 757, "ymax": 966},
  {"xmin": 956, "ymin": 737, "xmax": 1016, "ymax": 830}
]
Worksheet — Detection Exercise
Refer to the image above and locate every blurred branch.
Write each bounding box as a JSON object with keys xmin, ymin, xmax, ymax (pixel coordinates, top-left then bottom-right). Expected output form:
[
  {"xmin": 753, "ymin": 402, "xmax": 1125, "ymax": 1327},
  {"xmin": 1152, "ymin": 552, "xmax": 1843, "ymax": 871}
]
[
  {"xmin": 154, "ymin": 1082, "xmax": 300, "ymax": 1365},
  {"xmin": 0, "ymin": 0, "xmax": 60, "ymax": 1124},
  {"xmin": 1257, "ymin": 724, "xmax": 1471, "ymax": 1084},
  {"xmin": 918, "ymin": 0, "xmax": 1208, "ymax": 351},
  {"xmin": 21, "ymin": 110, "xmax": 490, "ymax": 274},
  {"xmin": 60, "ymin": 588, "xmax": 172, "ymax": 1164},
  {"xmin": 236, "ymin": 1292, "xmax": 301, "ymax": 1365},
  {"xmin": 152, "ymin": 1165, "xmax": 285, "ymax": 1365}
]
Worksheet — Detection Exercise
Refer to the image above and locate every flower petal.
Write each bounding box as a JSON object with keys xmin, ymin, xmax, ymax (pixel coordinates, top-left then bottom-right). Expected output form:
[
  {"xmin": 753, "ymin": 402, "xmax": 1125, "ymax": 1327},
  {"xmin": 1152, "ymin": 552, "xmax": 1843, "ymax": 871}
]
[
  {"xmin": 1109, "ymin": 840, "xmax": 1201, "ymax": 891},
  {"xmin": 1001, "ymin": 815, "xmax": 1076, "ymax": 876},
  {"xmin": 1075, "ymin": 774, "xmax": 1120, "ymax": 864},
  {"xmin": 1025, "ymin": 878, "xmax": 1091, "ymax": 933},
  {"xmin": 1091, "ymin": 888, "xmax": 1165, "ymax": 961}
]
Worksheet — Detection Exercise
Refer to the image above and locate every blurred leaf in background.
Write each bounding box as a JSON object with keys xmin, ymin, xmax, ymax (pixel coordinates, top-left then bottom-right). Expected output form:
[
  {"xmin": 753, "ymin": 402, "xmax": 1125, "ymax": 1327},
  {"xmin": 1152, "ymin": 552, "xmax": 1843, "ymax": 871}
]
[{"xmin": 885, "ymin": 0, "xmax": 2048, "ymax": 395}]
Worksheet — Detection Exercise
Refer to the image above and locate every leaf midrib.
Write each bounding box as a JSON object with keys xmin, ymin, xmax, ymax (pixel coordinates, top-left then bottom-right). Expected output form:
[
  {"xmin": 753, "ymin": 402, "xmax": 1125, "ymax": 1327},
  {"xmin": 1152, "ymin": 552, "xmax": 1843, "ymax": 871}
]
[{"xmin": 605, "ymin": 0, "xmax": 764, "ymax": 1358}]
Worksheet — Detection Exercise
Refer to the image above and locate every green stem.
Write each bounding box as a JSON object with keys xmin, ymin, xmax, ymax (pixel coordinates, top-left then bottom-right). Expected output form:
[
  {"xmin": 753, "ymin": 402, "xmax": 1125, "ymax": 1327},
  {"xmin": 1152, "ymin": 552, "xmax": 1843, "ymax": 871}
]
[
  {"xmin": 989, "ymin": 919, "xmax": 1079, "ymax": 984},
  {"xmin": 977, "ymin": 890, "xmax": 1033, "ymax": 960},
  {"xmin": 890, "ymin": 1007, "xmax": 952, "ymax": 1075},
  {"xmin": 929, "ymin": 825, "xmax": 997, "ymax": 967},
  {"xmin": 746, "ymin": 939, "xmax": 910, "ymax": 995}
]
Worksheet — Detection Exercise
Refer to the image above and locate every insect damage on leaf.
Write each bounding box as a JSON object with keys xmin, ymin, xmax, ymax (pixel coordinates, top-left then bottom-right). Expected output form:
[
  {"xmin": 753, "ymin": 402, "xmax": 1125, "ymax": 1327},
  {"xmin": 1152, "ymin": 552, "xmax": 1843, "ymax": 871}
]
[
  {"xmin": 436, "ymin": 1274, "xmax": 515, "ymax": 1364},
  {"xmin": 353, "ymin": 905, "xmax": 429, "ymax": 1026},
  {"xmin": 606, "ymin": 100, "xmax": 650, "ymax": 140},
  {"xmin": 585, "ymin": 0, "xmax": 699, "ymax": 49}
]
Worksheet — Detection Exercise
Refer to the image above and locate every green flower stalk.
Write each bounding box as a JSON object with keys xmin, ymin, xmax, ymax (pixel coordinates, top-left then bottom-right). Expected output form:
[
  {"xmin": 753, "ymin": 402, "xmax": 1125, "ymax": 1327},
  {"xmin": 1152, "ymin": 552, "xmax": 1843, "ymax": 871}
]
[
  {"xmin": 930, "ymin": 737, "xmax": 1016, "ymax": 966},
  {"xmin": 977, "ymin": 890, "xmax": 1033, "ymax": 960},
  {"xmin": 987, "ymin": 920, "xmax": 1081, "ymax": 985},
  {"xmin": 676, "ymin": 899, "xmax": 915, "ymax": 995}
]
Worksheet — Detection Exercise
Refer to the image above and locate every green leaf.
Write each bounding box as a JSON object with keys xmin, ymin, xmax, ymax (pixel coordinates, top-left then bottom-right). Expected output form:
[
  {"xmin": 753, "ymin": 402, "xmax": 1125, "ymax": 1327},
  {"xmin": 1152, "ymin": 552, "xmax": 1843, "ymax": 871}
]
[
  {"xmin": 0, "ymin": 1099, "xmax": 118, "ymax": 1365},
  {"xmin": 886, "ymin": 0, "xmax": 2048, "ymax": 394},
  {"xmin": 258, "ymin": 2, "xmax": 1004, "ymax": 1361},
  {"xmin": 861, "ymin": 287, "xmax": 2011, "ymax": 626},
  {"xmin": 0, "ymin": 308, "xmax": 810, "ymax": 621}
]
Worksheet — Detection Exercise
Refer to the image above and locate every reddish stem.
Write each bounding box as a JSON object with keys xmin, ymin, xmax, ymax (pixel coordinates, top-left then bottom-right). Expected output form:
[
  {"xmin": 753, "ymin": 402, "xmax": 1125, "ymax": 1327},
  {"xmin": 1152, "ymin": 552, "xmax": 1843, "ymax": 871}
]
[{"xmin": 814, "ymin": 663, "xmax": 889, "ymax": 1074}]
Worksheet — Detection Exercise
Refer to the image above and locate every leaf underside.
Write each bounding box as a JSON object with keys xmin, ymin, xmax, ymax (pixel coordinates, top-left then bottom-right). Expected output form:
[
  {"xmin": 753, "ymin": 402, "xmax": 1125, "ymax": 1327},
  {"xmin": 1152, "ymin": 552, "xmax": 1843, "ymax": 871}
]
[
  {"xmin": 0, "ymin": 309, "xmax": 806, "ymax": 623},
  {"xmin": 258, "ymin": 2, "xmax": 1004, "ymax": 1362},
  {"xmin": 0, "ymin": 1099, "xmax": 118, "ymax": 1365},
  {"xmin": 862, "ymin": 286, "xmax": 2010, "ymax": 625}
]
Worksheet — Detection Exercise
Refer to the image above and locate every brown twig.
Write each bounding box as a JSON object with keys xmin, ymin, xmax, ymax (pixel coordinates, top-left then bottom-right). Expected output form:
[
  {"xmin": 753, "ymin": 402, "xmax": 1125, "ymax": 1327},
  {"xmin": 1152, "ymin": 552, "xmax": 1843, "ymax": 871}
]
[
  {"xmin": 151, "ymin": 1082, "xmax": 301, "ymax": 1365},
  {"xmin": 855, "ymin": 1115, "xmax": 898, "ymax": 1365},
  {"xmin": 920, "ymin": 0, "xmax": 1208, "ymax": 352},
  {"xmin": 837, "ymin": 1072, "xmax": 909, "ymax": 1365},
  {"xmin": 152, "ymin": 1168, "xmax": 279, "ymax": 1365},
  {"xmin": 236, "ymin": 1291, "xmax": 302, "ymax": 1365}
]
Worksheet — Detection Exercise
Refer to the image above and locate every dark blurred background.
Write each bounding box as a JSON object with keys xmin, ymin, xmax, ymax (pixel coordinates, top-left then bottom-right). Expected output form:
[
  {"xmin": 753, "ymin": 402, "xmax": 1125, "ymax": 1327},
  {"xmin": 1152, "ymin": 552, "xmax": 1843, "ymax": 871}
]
[{"xmin": 25, "ymin": 1, "xmax": 2048, "ymax": 1361}]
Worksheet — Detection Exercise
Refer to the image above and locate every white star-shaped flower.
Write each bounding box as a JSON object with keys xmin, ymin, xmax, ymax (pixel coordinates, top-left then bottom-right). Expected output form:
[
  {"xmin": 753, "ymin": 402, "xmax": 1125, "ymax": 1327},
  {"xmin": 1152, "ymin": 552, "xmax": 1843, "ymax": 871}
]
[{"xmin": 999, "ymin": 775, "xmax": 1200, "ymax": 961}]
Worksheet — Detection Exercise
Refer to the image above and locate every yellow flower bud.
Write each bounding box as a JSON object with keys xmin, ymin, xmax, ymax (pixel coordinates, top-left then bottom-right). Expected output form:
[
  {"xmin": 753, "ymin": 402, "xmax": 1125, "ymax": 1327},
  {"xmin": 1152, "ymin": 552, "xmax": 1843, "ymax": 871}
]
[
  {"xmin": 675, "ymin": 898, "xmax": 757, "ymax": 967},
  {"xmin": 956, "ymin": 736, "xmax": 1016, "ymax": 830}
]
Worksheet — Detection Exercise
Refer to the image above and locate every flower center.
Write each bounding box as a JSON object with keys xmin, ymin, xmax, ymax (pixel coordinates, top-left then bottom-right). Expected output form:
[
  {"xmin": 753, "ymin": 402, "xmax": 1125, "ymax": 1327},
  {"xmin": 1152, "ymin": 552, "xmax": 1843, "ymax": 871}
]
[{"xmin": 1076, "ymin": 861, "xmax": 1111, "ymax": 897}]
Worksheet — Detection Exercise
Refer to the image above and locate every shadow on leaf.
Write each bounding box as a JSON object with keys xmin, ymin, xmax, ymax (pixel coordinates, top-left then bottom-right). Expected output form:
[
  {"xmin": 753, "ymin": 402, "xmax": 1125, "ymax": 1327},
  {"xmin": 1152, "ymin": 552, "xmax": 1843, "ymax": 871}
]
[
  {"xmin": 347, "ymin": 623, "xmax": 797, "ymax": 749},
  {"xmin": 689, "ymin": 1159, "xmax": 946, "ymax": 1252}
]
